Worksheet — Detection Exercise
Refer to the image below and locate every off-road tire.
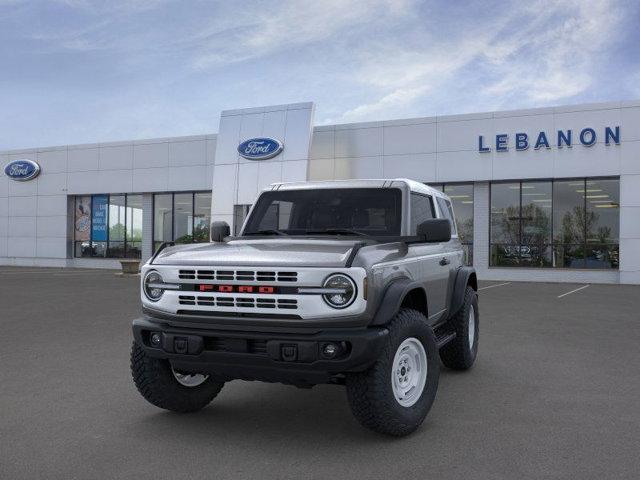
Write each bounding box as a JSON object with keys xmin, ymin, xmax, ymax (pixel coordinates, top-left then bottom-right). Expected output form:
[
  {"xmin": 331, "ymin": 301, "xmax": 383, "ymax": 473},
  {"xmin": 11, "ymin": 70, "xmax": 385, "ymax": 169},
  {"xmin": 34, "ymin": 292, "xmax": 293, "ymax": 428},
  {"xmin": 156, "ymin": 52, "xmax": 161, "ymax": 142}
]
[
  {"xmin": 130, "ymin": 341, "xmax": 224, "ymax": 412},
  {"xmin": 345, "ymin": 309, "xmax": 440, "ymax": 436},
  {"xmin": 439, "ymin": 286, "xmax": 479, "ymax": 370}
]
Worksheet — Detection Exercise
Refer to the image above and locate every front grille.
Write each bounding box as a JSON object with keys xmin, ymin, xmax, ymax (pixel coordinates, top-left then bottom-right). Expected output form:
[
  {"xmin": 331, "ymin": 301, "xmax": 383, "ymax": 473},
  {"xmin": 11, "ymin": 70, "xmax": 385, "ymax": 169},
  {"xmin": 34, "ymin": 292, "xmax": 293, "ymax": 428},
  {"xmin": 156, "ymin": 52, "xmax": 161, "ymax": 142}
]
[
  {"xmin": 203, "ymin": 337, "xmax": 268, "ymax": 355},
  {"xmin": 179, "ymin": 269, "xmax": 297, "ymax": 282},
  {"xmin": 178, "ymin": 295, "xmax": 298, "ymax": 310}
]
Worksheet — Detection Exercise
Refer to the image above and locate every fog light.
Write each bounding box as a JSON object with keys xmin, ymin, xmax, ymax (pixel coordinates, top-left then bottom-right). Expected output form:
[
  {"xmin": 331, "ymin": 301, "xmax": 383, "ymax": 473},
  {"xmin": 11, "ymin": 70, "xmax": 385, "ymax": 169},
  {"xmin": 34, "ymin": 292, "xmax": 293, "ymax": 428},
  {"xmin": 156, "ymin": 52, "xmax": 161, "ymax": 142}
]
[
  {"xmin": 150, "ymin": 332, "xmax": 162, "ymax": 347},
  {"xmin": 322, "ymin": 343, "xmax": 339, "ymax": 358}
]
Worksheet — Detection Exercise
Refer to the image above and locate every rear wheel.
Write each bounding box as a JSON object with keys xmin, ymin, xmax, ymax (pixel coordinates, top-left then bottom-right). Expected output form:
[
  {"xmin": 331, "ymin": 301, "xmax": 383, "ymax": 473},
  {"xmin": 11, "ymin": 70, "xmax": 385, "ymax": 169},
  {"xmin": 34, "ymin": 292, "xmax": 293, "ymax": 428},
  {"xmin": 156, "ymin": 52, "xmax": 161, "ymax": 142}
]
[
  {"xmin": 130, "ymin": 341, "xmax": 224, "ymax": 413},
  {"xmin": 439, "ymin": 286, "xmax": 479, "ymax": 370},
  {"xmin": 345, "ymin": 309, "xmax": 440, "ymax": 436}
]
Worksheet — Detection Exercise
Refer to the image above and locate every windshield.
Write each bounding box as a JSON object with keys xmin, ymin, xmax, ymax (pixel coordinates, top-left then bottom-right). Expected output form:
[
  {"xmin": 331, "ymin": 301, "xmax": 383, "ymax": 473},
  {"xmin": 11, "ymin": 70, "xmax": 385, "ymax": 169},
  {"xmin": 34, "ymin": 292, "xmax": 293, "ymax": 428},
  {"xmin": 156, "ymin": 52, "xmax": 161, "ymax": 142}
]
[{"xmin": 242, "ymin": 188, "xmax": 402, "ymax": 236}]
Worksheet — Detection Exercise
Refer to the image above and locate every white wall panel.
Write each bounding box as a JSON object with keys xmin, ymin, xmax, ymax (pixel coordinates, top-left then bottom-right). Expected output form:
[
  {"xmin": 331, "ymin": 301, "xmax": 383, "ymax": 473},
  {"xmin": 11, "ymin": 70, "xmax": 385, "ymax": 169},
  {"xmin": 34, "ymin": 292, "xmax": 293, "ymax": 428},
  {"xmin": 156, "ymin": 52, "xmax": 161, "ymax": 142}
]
[
  {"xmin": 237, "ymin": 162, "xmax": 259, "ymax": 204},
  {"xmin": 68, "ymin": 147, "xmax": 99, "ymax": 172},
  {"xmin": 37, "ymin": 173, "xmax": 67, "ymax": 195},
  {"xmin": 67, "ymin": 171, "xmax": 102, "ymax": 195},
  {"xmin": 383, "ymin": 123, "xmax": 436, "ymax": 155},
  {"xmin": 8, "ymin": 178, "xmax": 37, "ymax": 196},
  {"xmin": 620, "ymin": 174, "xmax": 640, "ymax": 206},
  {"xmin": 133, "ymin": 167, "xmax": 169, "ymax": 192},
  {"xmin": 214, "ymin": 114, "xmax": 242, "ymax": 165},
  {"xmin": 97, "ymin": 169, "xmax": 133, "ymax": 193},
  {"xmin": 167, "ymin": 166, "xmax": 208, "ymax": 191},
  {"xmin": 8, "ymin": 196, "xmax": 37, "ymax": 216},
  {"xmin": 437, "ymin": 151, "xmax": 492, "ymax": 182},
  {"xmin": 134, "ymin": 142, "xmax": 169, "ymax": 169},
  {"xmin": 438, "ymin": 118, "xmax": 494, "ymax": 152},
  {"xmin": 7, "ymin": 237, "xmax": 36, "ymax": 257},
  {"xmin": 620, "ymin": 107, "xmax": 640, "ymax": 142},
  {"xmin": 37, "ymin": 195, "xmax": 67, "ymax": 217},
  {"xmin": 309, "ymin": 130, "xmax": 334, "ymax": 159},
  {"xmin": 334, "ymin": 127, "xmax": 382, "ymax": 158},
  {"xmin": 308, "ymin": 159, "xmax": 334, "ymax": 181},
  {"xmin": 211, "ymin": 164, "xmax": 237, "ymax": 215},
  {"xmin": 37, "ymin": 149, "xmax": 67, "ymax": 173},
  {"xmin": 37, "ymin": 215, "xmax": 67, "ymax": 237},
  {"xmin": 553, "ymin": 142, "xmax": 620, "ymax": 178},
  {"xmin": 169, "ymin": 140, "xmax": 206, "ymax": 167},
  {"xmin": 8, "ymin": 217, "xmax": 36, "ymax": 237},
  {"xmin": 282, "ymin": 106, "xmax": 315, "ymax": 162},
  {"xmin": 257, "ymin": 161, "xmax": 282, "ymax": 190},
  {"xmin": 383, "ymin": 153, "xmax": 437, "ymax": 181},
  {"xmin": 281, "ymin": 160, "xmax": 308, "ymax": 183},
  {"xmin": 620, "ymin": 140, "xmax": 640, "ymax": 175},
  {"xmin": 36, "ymin": 237, "xmax": 67, "ymax": 258},
  {"xmin": 99, "ymin": 144, "xmax": 133, "ymax": 170}
]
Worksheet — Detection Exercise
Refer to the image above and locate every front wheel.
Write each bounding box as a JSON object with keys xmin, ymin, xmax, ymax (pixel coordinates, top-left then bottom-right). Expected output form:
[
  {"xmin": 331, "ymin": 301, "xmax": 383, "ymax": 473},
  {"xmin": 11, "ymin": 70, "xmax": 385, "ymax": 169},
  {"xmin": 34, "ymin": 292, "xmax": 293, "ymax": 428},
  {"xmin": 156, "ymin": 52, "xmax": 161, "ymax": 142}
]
[
  {"xmin": 130, "ymin": 341, "xmax": 224, "ymax": 413},
  {"xmin": 345, "ymin": 309, "xmax": 440, "ymax": 436},
  {"xmin": 439, "ymin": 286, "xmax": 479, "ymax": 370}
]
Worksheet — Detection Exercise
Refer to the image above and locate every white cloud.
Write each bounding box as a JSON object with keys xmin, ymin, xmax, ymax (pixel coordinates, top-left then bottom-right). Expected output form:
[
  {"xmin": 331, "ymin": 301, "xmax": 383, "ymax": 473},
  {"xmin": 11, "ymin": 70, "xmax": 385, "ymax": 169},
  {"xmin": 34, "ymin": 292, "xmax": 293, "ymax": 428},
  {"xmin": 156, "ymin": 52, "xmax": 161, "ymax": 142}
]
[
  {"xmin": 334, "ymin": 0, "xmax": 625, "ymax": 122},
  {"xmin": 191, "ymin": 0, "xmax": 415, "ymax": 69}
]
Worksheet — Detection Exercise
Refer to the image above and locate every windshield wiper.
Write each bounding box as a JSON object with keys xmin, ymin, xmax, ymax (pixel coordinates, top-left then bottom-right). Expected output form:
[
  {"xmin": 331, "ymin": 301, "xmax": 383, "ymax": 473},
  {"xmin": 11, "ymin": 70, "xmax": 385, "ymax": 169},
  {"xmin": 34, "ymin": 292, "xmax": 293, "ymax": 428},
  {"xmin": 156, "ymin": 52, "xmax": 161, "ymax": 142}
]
[
  {"xmin": 243, "ymin": 229, "xmax": 288, "ymax": 236},
  {"xmin": 304, "ymin": 228, "xmax": 368, "ymax": 237}
]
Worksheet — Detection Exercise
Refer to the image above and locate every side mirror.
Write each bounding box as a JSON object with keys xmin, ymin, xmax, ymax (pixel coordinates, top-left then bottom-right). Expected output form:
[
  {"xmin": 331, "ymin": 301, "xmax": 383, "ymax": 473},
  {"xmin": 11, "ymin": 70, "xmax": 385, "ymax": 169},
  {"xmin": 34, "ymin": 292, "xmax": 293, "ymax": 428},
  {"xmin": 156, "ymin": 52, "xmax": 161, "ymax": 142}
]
[
  {"xmin": 417, "ymin": 218, "xmax": 451, "ymax": 243},
  {"xmin": 210, "ymin": 221, "xmax": 230, "ymax": 242}
]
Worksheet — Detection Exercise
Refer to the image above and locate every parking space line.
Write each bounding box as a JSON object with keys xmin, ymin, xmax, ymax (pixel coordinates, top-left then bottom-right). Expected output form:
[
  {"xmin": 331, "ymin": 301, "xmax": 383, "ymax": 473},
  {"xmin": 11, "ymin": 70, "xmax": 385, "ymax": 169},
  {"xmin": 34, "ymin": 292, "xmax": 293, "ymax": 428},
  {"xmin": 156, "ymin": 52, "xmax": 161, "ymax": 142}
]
[
  {"xmin": 478, "ymin": 282, "xmax": 511, "ymax": 291},
  {"xmin": 557, "ymin": 284, "xmax": 590, "ymax": 298}
]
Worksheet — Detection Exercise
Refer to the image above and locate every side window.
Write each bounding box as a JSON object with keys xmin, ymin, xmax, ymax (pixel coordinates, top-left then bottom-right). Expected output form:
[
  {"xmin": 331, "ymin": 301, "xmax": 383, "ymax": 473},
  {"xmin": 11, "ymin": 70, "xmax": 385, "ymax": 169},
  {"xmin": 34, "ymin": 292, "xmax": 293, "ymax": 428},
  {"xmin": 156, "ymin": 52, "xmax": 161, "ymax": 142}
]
[
  {"xmin": 410, "ymin": 193, "xmax": 435, "ymax": 234},
  {"xmin": 437, "ymin": 197, "xmax": 458, "ymax": 235}
]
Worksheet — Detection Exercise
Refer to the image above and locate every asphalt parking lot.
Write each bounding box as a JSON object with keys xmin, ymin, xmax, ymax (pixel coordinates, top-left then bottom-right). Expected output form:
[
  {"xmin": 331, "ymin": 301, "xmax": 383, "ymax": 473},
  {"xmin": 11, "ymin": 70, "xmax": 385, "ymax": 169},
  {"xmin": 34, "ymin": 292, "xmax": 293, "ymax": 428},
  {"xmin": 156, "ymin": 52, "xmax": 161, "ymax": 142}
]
[{"xmin": 1, "ymin": 268, "xmax": 639, "ymax": 479}]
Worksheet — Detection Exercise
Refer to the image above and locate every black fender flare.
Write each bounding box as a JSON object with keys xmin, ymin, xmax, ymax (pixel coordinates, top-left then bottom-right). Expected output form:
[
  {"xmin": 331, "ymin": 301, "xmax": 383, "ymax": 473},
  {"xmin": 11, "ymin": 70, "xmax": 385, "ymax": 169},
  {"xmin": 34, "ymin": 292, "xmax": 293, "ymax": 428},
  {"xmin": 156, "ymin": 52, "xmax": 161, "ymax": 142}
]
[
  {"xmin": 448, "ymin": 267, "xmax": 477, "ymax": 317},
  {"xmin": 370, "ymin": 278, "xmax": 427, "ymax": 326}
]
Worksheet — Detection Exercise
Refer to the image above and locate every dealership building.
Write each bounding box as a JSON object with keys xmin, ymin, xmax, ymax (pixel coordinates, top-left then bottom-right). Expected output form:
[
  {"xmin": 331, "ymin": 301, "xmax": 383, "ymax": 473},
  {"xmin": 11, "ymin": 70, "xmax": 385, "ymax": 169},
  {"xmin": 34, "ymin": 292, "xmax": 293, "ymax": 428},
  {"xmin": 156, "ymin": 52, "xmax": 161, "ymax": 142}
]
[{"xmin": 1, "ymin": 100, "xmax": 639, "ymax": 284}]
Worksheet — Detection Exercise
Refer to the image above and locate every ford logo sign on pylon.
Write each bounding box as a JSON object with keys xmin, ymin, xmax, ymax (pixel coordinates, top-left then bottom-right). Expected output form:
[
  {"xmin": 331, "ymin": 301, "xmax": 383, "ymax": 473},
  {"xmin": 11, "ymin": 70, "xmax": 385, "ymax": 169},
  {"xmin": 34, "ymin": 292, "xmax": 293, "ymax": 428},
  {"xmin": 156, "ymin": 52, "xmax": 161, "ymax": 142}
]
[
  {"xmin": 4, "ymin": 159, "xmax": 41, "ymax": 181},
  {"xmin": 237, "ymin": 138, "xmax": 283, "ymax": 160}
]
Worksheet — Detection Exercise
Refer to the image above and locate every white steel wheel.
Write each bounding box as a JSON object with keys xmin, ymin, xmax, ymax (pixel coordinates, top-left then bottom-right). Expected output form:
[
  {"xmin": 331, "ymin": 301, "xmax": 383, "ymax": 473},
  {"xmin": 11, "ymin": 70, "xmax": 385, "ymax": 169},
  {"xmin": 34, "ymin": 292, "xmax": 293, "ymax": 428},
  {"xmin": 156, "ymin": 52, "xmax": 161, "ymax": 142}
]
[
  {"xmin": 468, "ymin": 305, "xmax": 476, "ymax": 349},
  {"xmin": 171, "ymin": 367, "xmax": 209, "ymax": 387},
  {"xmin": 391, "ymin": 337, "xmax": 428, "ymax": 407}
]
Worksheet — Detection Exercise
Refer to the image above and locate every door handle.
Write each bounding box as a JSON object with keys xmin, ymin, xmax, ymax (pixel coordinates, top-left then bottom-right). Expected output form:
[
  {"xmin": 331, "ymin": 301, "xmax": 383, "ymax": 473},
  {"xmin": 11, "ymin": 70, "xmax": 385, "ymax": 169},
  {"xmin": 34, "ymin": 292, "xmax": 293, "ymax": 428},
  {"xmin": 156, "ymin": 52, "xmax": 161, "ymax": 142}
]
[{"xmin": 439, "ymin": 257, "xmax": 450, "ymax": 266}]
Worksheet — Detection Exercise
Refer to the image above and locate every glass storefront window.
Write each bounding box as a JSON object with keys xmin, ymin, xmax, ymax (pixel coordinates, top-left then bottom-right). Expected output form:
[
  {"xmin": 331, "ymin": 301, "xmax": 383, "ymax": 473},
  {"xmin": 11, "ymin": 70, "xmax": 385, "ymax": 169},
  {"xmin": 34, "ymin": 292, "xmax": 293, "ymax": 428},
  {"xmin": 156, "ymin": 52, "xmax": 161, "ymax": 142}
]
[
  {"xmin": 490, "ymin": 182, "xmax": 520, "ymax": 267},
  {"xmin": 108, "ymin": 195, "xmax": 126, "ymax": 257},
  {"xmin": 520, "ymin": 181, "xmax": 552, "ymax": 267},
  {"xmin": 152, "ymin": 191, "xmax": 213, "ymax": 250},
  {"xmin": 73, "ymin": 193, "xmax": 143, "ymax": 259},
  {"xmin": 193, "ymin": 193, "xmax": 212, "ymax": 243},
  {"xmin": 174, "ymin": 193, "xmax": 193, "ymax": 244},
  {"xmin": 491, "ymin": 178, "xmax": 619, "ymax": 269},
  {"xmin": 153, "ymin": 194, "xmax": 172, "ymax": 252},
  {"xmin": 126, "ymin": 195, "xmax": 143, "ymax": 258}
]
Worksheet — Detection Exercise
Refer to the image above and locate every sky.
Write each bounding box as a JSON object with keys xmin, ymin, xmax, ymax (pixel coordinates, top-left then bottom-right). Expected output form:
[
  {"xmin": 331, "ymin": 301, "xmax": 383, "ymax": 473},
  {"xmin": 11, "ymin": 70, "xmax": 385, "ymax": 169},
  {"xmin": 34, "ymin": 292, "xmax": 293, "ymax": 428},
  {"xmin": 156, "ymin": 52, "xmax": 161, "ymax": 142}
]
[{"xmin": 1, "ymin": 0, "xmax": 639, "ymax": 150}]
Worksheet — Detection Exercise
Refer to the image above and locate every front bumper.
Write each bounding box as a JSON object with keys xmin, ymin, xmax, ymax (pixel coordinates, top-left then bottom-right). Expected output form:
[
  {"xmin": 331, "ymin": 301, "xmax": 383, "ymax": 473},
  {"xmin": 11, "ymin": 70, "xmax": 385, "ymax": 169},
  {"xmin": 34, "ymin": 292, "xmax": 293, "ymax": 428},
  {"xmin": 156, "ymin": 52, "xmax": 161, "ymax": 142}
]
[{"xmin": 132, "ymin": 316, "xmax": 389, "ymax": 386}]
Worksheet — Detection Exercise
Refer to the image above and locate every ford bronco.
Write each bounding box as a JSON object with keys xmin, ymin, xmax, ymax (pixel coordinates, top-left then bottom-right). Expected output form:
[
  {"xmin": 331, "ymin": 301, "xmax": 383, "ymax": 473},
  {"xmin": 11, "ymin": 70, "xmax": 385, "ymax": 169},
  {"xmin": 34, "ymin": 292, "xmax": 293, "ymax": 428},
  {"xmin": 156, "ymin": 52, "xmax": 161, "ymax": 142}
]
[{"xmin": 131, "ymin": 179, "xmax": 478, "ymax": 436}]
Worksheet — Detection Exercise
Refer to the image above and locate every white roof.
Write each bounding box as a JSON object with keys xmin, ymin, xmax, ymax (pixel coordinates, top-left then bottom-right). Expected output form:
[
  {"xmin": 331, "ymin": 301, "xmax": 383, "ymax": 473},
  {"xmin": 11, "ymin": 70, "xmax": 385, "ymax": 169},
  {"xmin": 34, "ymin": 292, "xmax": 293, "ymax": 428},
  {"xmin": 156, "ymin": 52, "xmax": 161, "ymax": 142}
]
[{"xmin": 269, "ymin": 178, "xmax": 446, "ymax": 198}]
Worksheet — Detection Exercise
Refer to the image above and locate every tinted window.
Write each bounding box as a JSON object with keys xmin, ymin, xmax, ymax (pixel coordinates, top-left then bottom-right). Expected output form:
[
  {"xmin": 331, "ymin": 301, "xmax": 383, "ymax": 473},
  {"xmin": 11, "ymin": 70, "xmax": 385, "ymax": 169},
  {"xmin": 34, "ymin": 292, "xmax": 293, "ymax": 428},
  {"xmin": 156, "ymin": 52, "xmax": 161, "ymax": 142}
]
[
  {"xmin": 244, "ymin": 188, "xmax": 402, "ymax": 236},
  {"xmin": 436, "ymin": 197, "xmax": 457, "ymax": 235},
  {"xmin": 410, "ymin": 193, "xmax": 434, "ymax": 235}
]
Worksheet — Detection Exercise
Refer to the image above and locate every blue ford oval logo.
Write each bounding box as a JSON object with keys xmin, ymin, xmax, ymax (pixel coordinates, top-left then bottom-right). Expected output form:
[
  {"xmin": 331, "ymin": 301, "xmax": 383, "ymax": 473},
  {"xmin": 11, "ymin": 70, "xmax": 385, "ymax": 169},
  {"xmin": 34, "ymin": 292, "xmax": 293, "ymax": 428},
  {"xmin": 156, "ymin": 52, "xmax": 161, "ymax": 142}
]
[
  {"xmin": 237, "ymin": 137, "xmax": 283, "ymax": 160},
  {"xmin": 4, "ymin": 159, "xmax": 41, "ymax": 181}
]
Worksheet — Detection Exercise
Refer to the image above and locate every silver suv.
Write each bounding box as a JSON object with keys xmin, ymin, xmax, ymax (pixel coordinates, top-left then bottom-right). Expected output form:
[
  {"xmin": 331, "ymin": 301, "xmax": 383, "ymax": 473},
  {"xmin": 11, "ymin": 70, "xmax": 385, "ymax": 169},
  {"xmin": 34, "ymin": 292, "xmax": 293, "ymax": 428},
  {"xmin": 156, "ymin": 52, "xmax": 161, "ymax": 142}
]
[{"xmin": 131, "ymin": 179, "xmax": 479, "ymax": 436}]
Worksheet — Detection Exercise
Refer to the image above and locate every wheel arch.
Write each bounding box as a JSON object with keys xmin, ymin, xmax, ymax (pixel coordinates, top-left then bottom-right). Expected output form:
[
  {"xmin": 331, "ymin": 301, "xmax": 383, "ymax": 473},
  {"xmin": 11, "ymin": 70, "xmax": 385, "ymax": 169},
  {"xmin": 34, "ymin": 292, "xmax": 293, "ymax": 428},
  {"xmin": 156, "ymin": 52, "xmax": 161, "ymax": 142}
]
[
  {"xmin": 448, "ymin": 267, "xmax": 477, "ymax": 317},
  {"xmin": 370, "ymin": 278, "xmax": 428, "ymax": 326}
]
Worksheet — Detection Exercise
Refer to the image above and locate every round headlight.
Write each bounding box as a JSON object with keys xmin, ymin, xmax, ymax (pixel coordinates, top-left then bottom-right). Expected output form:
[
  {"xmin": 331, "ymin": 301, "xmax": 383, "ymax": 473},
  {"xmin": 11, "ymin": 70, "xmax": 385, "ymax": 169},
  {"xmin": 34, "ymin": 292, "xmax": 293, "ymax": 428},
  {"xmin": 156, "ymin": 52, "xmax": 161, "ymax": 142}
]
[
  {"xmin": 322, "ymin": 274, "xmax": 356, "ymax": 309},
  {"xmin": 143, "ymin": 270, "xmax": 164, "ymax": 302}
]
